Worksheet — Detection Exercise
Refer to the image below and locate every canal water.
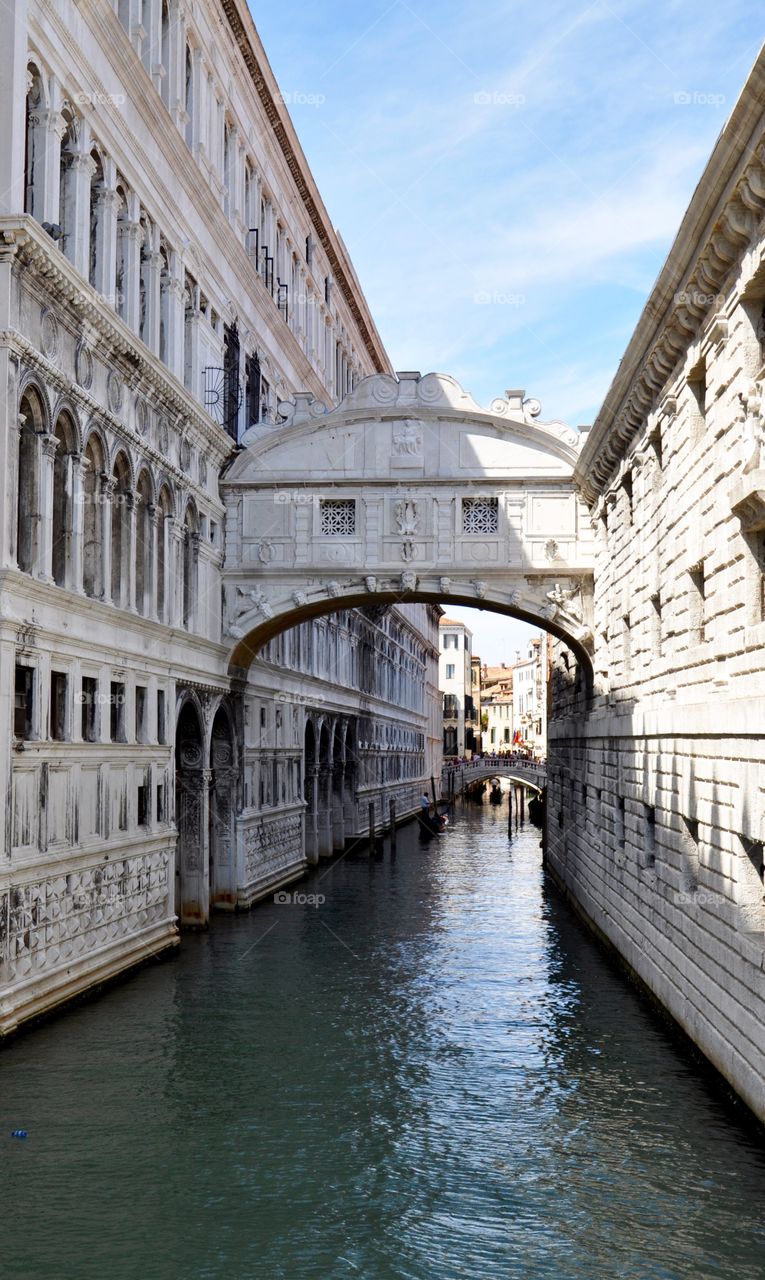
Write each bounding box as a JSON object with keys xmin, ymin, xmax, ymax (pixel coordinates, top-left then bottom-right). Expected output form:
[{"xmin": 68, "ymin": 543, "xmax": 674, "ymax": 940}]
[{"xmin": 2, "ymin": 804, "xmax": 764, "ymax": 1280}]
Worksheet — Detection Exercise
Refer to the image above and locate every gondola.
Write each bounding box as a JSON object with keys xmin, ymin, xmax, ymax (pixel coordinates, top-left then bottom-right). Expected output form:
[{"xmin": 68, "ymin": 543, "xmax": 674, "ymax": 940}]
[
  {"xmin": 417, "ymin": 809, "xmax": 449, "ymax": 836},
  {"xmin": 528, "ymin": 792, "xmax": 545, "ymax": 827},
  {"xmin": 489, "ymin": 781, "xmax": 503, "ymax": 805}
]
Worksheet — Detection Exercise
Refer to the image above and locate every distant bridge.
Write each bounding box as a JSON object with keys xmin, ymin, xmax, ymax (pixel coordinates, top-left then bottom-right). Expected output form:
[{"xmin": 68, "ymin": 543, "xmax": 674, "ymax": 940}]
[{"xmin": 442, "ymin": 759, "xmax": 547, "ymax": 797}]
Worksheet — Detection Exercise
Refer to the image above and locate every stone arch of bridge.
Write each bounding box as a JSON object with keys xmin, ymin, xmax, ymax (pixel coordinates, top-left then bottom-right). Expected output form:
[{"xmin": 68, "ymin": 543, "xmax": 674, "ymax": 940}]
[
  {"xmin": 227, "ymin": 586, "xmax": 594, "ymax": 693},
  {"xmin": 221, "ymin": 371, "xmax": 596, "ymax": 692}
]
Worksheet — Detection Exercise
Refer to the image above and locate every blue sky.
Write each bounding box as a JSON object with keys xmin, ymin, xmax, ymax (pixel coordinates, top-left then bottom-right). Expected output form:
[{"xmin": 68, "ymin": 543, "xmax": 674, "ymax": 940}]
[{"xmin": 252, "ymin": 0, "xmax": 763, "ymax": 659}]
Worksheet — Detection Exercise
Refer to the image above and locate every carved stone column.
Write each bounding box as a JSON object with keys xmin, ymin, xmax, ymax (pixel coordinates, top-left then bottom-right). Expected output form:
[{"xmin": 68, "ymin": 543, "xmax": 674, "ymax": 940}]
[
  {"xmin": 38, "ymin": 432, "xmax": 59, "ymax": 583},
  {"xmin": 175, "ymin": 765, "xmax": 212, "ymax": 927},
  {"xmin": 184, "ymin": 285, "xmax": 203, "ymax": 396},
  {"xmin": 69, "ymin": 451, "xmax": 84, "ymax": 592},
  {"xmin": 144, "ymin": 247, "xmax": 162, "ymax": 355},
  {"xmin": 99, "ymin": 472, "xmax": 116, "ymax": 603},
  {"xmin": 126, "ymin": 491, "xmax": 137, "ymax": 611},
  {"xmin": 92, "ymin": 187, "xmax": 121, "ymax": 303},
  {"xmin": 167, "ymin": 2, "xmax": 184, "ymax": 126},
  {"xmin": 187, "ymin": 530, "xmax": 200, "ymax": 632},
  {"xmin": 62, "ymin": 150, "xmax": 96, "ymax": 278},
  {"xmin": 148, "ymin": 504, "xmax": 160, "ymax": 621},
  {"xmin": 169, "ymin": 518, "xmax": 185, "ymax": 627},
  {"xmin": 162, "ymin": 268, "xmax": 185, "ymax": 378},
  {"xmin": 117, "ymin": 220, "xmax": 142, "ymax": 331},
  {"xmin": 0, "ymin": 8, "xmax": 31, "ymax": 216},
  {"xmin": 27, "ymin": 108, "xmax": 67, "ymax": 224}
]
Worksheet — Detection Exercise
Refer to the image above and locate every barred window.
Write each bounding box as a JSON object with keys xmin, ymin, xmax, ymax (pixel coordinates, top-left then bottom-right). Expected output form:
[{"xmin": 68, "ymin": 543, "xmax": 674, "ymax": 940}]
[
  {"xmin": 462, "ymin": 496, "xmax": 498, "ymax": 534},
  {"xmin": 320, "ymin": 499, "xmax": 356, "ymax": 536}
]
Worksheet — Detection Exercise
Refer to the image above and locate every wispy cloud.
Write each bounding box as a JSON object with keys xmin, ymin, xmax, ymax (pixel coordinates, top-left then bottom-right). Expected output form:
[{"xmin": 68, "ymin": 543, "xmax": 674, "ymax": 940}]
[{"xmin": 253, "ymin": 0, "xmax": 762, "ymax": 422}]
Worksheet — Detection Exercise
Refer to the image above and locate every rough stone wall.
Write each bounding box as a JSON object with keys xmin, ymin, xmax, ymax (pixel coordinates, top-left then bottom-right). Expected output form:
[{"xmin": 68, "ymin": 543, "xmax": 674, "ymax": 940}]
[{"xmin": 547, "ymin": 82, "xmax": 765, "ymax": 1122}]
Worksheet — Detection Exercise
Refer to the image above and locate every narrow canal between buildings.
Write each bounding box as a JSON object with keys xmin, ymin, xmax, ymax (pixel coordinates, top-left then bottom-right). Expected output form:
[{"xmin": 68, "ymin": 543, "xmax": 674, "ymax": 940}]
[{"xmin": 2, "ymin": 801, "xmax": 764, "ymax": 1279}]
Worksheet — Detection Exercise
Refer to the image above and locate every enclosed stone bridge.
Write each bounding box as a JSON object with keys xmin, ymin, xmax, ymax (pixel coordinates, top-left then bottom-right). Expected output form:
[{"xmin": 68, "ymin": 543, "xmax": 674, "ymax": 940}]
[
  {"xmin": 221, "ymin": 372, "xmax": 596, "ymax": 674},
  {"xmin": 443, "ymin": 759, "xmax": 547, "ymax": 796}
]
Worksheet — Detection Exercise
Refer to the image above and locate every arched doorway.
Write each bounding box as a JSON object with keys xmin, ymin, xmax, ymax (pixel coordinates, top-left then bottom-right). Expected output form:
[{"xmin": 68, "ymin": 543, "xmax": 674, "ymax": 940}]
[
  {"xmin": 174, "ymin": 698, "xmax": 206, "ymax": 927},
  {"xmin": 209, "ymin": 705, "xmax": 237, "ymax": 909}
]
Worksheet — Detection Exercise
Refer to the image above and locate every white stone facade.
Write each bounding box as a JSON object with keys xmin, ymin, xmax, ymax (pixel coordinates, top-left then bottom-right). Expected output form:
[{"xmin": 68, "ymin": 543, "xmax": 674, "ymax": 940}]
[
  {"xmin": 547, "ymin": 50, "xmax": 765, "ymax": 1123},
  {"xmin": 512, "ymin": 636, "xmax": 548, "ymax": 759},
  {"xmin": 439, "ymin": 618, "xmax": 475, "ymax": 757},
  {"xmin": 0, "ymin": 0, "xmax": 440, "ymax": 1029}
]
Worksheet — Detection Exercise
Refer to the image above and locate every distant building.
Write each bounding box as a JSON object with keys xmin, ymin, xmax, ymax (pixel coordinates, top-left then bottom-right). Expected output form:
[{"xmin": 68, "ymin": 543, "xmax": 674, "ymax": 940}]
[
  {"xmin": 481, "ymin": 663, "xmax": 514, "ymax": 752},
  {"xmin": 439, "ymin": 618, "xmax": 477, "ymax": 756},
  {"xmin": 512, "ymin": 636, "xmax": 549, "ymax": 759},
  {"xmin": 471, "ymin": 654, "xmax": 483, "ymax": 752}
]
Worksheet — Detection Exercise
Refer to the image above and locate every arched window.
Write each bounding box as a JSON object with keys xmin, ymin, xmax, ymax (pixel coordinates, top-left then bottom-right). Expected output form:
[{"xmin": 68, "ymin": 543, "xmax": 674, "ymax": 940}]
[
  {"xmin": 223, "ymin": 123, "xmax": 232, "ymax": 217},
  {"xmin": 275, "ymin": 225, "xmax": 284, "ymax": 281},
  {"xmin": 185, "ymin": 45, "xmax": 195, "ymax": 148},
  {"xmin": 52, "ymin": 412, "xmax": 78, "ymax": 588},
  {"xmin": 139, "ymin": 211, "xmax": 152, "ymax": 345},
  {"xmin": 183, "ymin": 274, "xmax": 196, "ymax": 391},
  {"xmin": 111, "ymin": 452, "xmax": 131, "ymax": 608},
  {"xmin": 244, "ymin": 163, "xmax": 254, "ymax": 231},
  {"xmin": 182, "ymin": 502, "xmax": 198, "ymax": 629},
  {"xmin": 24, "ymin": 65, "xmax": 44, "ymax": 218},
  {"xmin": 158, "ymin": 238, "xmax": 170, "ymax": 365},
  {"xmin": 160, "ymin": 1, "xmax": 171, "ymax": 106},
  {"xmin": 16, "ymin": 387, "xmax": 44, "ymax": 573},
  {"xmin": 58, "ymin": 108, "xmax": 79, "ymax": 266},
  {"xmin": 291, "ymin": 254, "xmax": 299, "ymax": 332},
  {"xmin": 82, "ymin": 434, "xmax": 105, "ymax": 598},
  {"xmin": 135, "ymin": 469, "xmax": 153, "ymax": 615},
  {"xmin": 156, "ymin": 485, "xmax": 172, "ymax": 623},
  {"xmin": 88, "ymin": 148, "xmax": 104, "ymax": 290},
  {"xmin": 115, "ymin": 182, "xmax": 129, "ymax": 321}
]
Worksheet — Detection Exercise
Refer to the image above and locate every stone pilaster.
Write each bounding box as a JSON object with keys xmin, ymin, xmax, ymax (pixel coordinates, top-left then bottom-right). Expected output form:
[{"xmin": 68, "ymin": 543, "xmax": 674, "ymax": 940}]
[
  {"xmin": 62, "ymin": 149, "xmax": 96, "ymax": 278},
  {"xmin": 99, "ymin": 472, "xmax": 116, "ymax": 603},
  {"xmin": 126, "ymin": 491, "xmax": 137, "ymax": 611},
  {"xmin": 70, "ymin": 452, "xmax": 85, "ymax": 593},
  {"xmin": 92, "ymin": 187, "xmax": 121, "ymax": 304},
  {"xmin": 0, "ymin": 0, "xmax": 28, "ymax": 216},
  {"xmin": 117, "ymin": 219, "xmax": 143, "ymax": 330},
  {"xmin": 38, "ymin": 432, "xmax": 59, "ymax": 583},
  {"xmin": 26, "ymin": 109, "xmax": 67, "ymax": 224},
  {"xmin": 148, "ymin": 504, "xmax": 160, "ymax": 620}
]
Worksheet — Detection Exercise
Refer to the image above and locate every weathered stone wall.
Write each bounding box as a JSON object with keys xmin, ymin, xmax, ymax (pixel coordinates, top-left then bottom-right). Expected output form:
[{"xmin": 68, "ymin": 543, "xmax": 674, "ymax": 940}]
[{"xmin": 548, "ymin": 56, "xmax": 765, "ymax": 1123}]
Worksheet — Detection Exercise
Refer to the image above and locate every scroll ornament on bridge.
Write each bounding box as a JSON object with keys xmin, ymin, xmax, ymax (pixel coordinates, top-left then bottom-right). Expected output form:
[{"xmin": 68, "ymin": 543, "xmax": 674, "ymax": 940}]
[
  {"xmin": 229, "ymin": 585, "xmax": 274, "ymax": 636},
  {"xmin": 544, "ymin": 583, "xmax": 593, "ymax": 645}
]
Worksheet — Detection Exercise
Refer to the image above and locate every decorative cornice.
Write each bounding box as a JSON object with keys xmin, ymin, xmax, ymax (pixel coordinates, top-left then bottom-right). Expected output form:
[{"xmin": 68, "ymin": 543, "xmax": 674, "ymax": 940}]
[
  {"xmin": 577, "ymin": 48, "xmax": 765, "ymax": 503},
  {"xmin": 1, "ymin": 217, "xmax": 233, "ymax": 470},
  {"xmin": 1, "ymin": 328, "xmax": 224, "ymax": 514}
]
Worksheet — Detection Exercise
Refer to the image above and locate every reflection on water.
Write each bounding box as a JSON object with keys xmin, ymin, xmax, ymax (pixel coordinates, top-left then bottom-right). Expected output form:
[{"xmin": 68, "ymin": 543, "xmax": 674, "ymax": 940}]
[{"xmin": 1, "ymin": 804, "xmax": 763, "ymax": 1279}]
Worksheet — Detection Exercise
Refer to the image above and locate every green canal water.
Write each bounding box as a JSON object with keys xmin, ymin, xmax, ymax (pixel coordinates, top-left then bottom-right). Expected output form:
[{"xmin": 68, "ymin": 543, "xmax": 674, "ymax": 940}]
[{"xmin": 1, "ymin": 805, "xmax": 764, "ymax": 1279}]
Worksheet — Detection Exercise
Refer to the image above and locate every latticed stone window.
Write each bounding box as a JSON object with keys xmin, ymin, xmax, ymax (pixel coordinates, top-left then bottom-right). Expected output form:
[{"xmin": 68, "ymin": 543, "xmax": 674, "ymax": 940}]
[
  {"xmin": 320, "ymin": 498, "xmax": 356, "ymax": 536},
  {"xmin": 462, "ymin": 496, "xmax": 499, "ymax": 534}
]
